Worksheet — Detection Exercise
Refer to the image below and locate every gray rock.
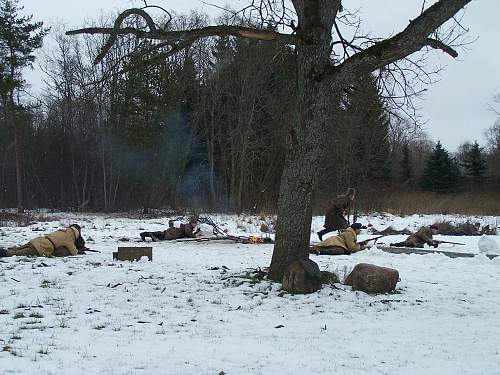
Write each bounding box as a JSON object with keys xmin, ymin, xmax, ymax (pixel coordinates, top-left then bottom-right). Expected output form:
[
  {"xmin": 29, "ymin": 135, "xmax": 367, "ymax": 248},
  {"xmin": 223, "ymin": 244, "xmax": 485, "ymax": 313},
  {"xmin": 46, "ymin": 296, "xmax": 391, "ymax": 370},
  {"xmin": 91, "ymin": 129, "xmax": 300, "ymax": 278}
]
[
  {"xmin": 320, "ymin": 271, "xmax": 340, "ymax": 284},
  {"xmin": 344, "ymin": 263, "xmax": 399, "ymax": 293},
  {"xmin": 282, "ymin": 259, "xmax": 321, "ymax": 294}
]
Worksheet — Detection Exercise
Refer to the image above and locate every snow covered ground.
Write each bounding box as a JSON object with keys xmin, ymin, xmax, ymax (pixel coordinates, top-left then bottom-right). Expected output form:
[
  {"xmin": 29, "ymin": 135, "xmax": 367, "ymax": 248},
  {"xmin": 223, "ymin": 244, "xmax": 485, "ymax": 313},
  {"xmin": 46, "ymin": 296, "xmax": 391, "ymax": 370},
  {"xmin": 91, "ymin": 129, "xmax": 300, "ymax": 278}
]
[{"xmin": 1, "ymin": 212, "xmax": 500, "ymax": 374}]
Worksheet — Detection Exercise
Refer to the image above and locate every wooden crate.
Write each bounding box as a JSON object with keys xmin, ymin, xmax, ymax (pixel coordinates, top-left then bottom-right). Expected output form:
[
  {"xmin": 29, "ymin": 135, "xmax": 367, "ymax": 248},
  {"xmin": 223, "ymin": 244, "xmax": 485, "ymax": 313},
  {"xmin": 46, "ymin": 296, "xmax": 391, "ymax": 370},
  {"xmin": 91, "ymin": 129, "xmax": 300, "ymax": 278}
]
[{"xmin": 113, "ymin": 247, "xmax": 153, "ymax": 261}]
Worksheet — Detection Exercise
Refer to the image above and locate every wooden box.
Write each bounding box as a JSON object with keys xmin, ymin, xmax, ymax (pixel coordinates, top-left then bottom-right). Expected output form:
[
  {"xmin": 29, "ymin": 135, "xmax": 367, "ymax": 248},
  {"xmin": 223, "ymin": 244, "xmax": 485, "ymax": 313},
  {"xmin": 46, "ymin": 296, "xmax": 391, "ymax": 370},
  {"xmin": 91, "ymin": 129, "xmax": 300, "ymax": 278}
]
[{"xmin": 113, "ymin": 247, "xmax": 153, "ymax": 261}]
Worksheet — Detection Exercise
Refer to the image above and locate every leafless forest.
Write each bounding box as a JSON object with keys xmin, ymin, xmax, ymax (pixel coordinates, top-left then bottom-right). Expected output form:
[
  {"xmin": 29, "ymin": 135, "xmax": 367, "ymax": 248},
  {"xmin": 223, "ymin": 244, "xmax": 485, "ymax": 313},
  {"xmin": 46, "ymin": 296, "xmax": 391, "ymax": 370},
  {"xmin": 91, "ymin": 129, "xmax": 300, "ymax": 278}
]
[{"xmin": 1, "ymin": 4, "xmax": 499, "ymax": 215}]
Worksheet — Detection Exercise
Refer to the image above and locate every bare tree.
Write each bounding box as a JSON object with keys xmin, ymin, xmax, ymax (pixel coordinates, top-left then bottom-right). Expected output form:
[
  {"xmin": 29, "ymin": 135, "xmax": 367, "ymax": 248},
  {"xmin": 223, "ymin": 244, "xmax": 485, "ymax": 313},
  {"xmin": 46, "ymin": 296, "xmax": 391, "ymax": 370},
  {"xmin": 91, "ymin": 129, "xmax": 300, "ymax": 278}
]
[{"xmin": 67, "ymin": 0, "xmax": 473, "ymax": 284}]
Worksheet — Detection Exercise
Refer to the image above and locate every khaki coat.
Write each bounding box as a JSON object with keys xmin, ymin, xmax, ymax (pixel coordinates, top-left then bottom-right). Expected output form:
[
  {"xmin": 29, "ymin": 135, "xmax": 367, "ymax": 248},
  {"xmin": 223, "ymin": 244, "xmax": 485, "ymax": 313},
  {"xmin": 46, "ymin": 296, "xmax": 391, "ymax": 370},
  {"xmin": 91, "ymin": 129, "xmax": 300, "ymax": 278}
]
[
  {"xmin": 317, "ymin": 227, "xmax": 361, "ymax": 253},
  {"xmin": 29, "ymin": 227, "xmax": 80, "ymax": 256}
]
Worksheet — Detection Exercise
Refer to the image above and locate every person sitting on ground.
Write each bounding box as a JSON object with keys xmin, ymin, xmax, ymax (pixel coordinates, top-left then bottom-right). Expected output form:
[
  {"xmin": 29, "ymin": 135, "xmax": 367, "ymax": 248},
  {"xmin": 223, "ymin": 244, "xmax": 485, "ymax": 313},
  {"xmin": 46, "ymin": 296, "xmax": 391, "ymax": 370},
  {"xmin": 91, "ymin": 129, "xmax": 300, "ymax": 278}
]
[
  {"xmin": 0, "ymin": 224, "xmax": 86, "ymax": 258},
  {"xmin": 140, "ymin": 216, "xmax": 199, "ymax": 242},
  {"xmin": 317, "ymin": 188, "xmax": 355, "ymax": 241},
  {"xmin": 313, "ymin": 222, "xmax": 367, "ymax": 255},
  {"xmin": 390, "ymin": 224, "xmax": 439, "ymax": 248}
]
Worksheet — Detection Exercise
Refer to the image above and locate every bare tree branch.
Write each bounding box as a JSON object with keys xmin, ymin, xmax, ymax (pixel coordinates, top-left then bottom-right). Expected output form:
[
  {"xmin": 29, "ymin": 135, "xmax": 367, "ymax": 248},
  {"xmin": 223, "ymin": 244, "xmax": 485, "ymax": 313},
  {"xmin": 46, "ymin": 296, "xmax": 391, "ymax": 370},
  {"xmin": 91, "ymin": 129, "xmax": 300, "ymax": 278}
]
[
  {"xmin": 335, "ymin": 0, "xmax": 472, "ymax": 75},
  {"xmin": 66, "ymin": 7, "xmax": 298, "ymax": 65},
  {"xmin": 424, "ymin": 37, "xmax": 458, "ymax": 57}
]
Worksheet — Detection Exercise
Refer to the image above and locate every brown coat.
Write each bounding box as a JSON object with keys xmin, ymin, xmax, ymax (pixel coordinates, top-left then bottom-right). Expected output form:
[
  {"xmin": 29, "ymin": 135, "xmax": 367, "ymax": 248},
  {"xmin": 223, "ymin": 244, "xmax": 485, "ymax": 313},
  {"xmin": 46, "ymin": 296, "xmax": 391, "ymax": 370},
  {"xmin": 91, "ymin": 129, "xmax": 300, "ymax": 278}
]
[
  {"xmin": 324, "ymin": 194, "xmax": 352, "ymax": 230},
  {"xmin": 163, "ymin": 223, "xmax": 196, "ymax": 240},
  {"xmin": 317, "ymin": 228, "xmax": 361, "ymax": 253},
  {"xmin": 28, "ymin": 227, "xmax": 80, "ymax": 256},
  {"xmin": 405, "ymin": 226, "xmax": 434, "ymax": 247}
]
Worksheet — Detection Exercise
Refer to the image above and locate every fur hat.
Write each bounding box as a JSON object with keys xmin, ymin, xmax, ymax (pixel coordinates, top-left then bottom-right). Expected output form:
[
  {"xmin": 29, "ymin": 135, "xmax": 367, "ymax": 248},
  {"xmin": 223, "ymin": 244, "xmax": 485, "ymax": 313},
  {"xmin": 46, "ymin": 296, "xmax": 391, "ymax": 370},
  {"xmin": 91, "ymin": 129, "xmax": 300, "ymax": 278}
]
[{"xmin": 350, "ymin": 223, "xmax": 363, "ymax": 230}]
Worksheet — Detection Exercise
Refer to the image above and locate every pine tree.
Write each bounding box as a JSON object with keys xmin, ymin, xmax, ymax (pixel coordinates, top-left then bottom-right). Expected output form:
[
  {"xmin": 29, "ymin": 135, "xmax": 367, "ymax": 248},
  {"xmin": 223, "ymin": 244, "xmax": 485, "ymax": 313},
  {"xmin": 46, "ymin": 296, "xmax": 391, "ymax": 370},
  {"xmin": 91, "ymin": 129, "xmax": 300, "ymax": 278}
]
[
  {"xmin": 461, "ymin": 141, "xmax": 487, "ymax": 183},
  {"xmin": 420, "ymin": 141, "xmax": 462, "ymax": 193},
  {"xmin": 0, "ymin": 0, "xmax": 49, "ymax": 211},
  {"xmin": 346, "ymin": 73, "xmax": 391, "ymax": 183}
]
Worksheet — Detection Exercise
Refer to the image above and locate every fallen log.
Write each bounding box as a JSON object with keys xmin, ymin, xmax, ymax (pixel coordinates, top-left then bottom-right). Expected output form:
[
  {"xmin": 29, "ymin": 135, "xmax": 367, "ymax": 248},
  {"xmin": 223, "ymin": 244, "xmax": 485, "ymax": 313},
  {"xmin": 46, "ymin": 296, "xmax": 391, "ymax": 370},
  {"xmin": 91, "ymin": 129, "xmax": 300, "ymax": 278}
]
[
  {"xmin": 308, "ymin": 245, "xmax": 498, "ymax": 259},
  {"xmin": 379, "ymin": 246, "xmax": 498, "ymax": 260}
]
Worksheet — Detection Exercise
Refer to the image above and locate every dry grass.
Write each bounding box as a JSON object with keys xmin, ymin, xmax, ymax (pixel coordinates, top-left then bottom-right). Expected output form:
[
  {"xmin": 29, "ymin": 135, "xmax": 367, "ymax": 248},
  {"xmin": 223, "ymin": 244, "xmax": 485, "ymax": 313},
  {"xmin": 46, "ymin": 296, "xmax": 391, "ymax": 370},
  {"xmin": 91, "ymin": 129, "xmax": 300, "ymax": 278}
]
[
  {"xmin": 0, "ymin": 211, "xmax": 63, "ymax": 227},
  {"xmin": 357, "ymin": 191, "xmax": 500, "ymax": 216}
]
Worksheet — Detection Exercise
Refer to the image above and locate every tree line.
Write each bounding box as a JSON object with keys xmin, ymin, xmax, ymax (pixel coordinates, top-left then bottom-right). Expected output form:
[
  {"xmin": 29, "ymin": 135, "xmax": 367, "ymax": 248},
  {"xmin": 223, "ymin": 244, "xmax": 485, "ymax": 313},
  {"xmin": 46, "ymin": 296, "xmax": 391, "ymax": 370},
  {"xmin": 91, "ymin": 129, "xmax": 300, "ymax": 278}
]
[{"xmin": 1, "ymin": 1, "xmax": 499, "ymax": 214}]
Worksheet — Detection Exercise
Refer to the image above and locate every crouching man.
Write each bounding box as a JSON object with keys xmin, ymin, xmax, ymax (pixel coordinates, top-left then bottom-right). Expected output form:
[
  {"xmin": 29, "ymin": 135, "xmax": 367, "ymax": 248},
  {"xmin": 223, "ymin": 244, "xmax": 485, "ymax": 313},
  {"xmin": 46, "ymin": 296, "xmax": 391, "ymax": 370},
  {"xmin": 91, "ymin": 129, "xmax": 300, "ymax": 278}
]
[
  {"xmin": 140, "ymin": 216, "xmax": 199, "ymax": 242},
  {"xmin": 390, "ymin": 224, "xmax": 439, "ymax": 248},
  {"xmin": 0, "ymin": 224, "xmax": 86, "ymax": 258},
  {"xmin": 313, "ymin": 223, "xmax": 367, "ymax": 255}
]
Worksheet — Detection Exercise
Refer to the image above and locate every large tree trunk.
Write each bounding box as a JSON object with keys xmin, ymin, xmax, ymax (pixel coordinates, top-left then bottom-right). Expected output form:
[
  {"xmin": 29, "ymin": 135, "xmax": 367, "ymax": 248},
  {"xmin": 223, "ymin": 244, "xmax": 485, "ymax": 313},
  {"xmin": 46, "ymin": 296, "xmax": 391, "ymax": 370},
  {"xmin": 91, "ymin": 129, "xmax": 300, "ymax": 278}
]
[
  {"xmin": 14, "ymin": 127, "xmax": 23, "ymax": 213},
  {"xmin": 10, "ymin": 93, "xmax": 24, "ymax": 213},
  {"xmin": 268, "ymin": 0, "xmax": 340, "ymax": 281}
]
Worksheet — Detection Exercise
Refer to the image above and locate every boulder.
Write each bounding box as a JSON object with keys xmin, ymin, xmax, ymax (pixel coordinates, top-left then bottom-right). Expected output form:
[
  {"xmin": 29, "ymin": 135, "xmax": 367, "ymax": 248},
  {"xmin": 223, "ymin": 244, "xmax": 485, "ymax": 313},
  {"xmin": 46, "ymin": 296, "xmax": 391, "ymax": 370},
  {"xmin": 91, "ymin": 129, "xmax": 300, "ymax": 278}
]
[
  {"xmin": 344, "ymin": 263, "xmax": 399, "ymax": 294},
  {"xmin": 320, "ymin": 271, "xmax": 340, "ymax": 284},
  {"xmin": 282, "ymin": 259, "xmax": 322, "ymax": 294}
]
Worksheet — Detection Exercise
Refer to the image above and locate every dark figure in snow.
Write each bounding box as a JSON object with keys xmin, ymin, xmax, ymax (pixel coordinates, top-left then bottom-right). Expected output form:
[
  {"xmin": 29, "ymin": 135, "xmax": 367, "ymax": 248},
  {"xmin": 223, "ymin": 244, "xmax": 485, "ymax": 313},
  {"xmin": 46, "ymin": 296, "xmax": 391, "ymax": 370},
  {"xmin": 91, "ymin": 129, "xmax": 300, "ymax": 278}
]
[
  {"xmin": 317, "ymin": 188, "xmax": 355, "ymax": 241},
  {"xmin": 313, "ymin": 223, "xmax": 367, "ymax": 255},
  {"xmin": 140, "ymin": 216, "xmax": 199, "ymax": 242},
  {"xmin": 0, "ymin": 224, "xmax": 87, "ymax": 257},
  {"xmin": 390, "ymin": 224, "xmax": 439, "ymax": 248}
]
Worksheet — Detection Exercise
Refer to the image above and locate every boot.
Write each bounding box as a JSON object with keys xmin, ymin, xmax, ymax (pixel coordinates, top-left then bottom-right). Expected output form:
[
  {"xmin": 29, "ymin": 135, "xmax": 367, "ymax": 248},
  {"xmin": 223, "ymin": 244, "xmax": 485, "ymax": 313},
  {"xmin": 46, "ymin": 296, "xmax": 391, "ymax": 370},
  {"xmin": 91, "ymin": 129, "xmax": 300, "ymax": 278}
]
[{"xmin": 317, "ymin": 228, "xmax": 332, "ymax": 242}]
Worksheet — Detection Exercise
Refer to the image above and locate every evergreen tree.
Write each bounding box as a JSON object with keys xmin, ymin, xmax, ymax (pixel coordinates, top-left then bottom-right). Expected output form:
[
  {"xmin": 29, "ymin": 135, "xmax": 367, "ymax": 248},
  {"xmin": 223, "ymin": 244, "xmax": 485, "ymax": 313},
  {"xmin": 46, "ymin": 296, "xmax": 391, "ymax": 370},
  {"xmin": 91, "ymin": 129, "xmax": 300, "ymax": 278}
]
[
  {"xmin": 420, "ymin": 141, "xmax": 462, "ymax": 193},
  {"xmin": 461, "ymin": 141, "xmax": 487, "ymax": 183},
  {"xmin": 347, "ymin": 73, "xmax": 391, "ymax": 183},
  {"xmin": 0, "ymin": 0, "xmax": 48, "ymax": 211}
]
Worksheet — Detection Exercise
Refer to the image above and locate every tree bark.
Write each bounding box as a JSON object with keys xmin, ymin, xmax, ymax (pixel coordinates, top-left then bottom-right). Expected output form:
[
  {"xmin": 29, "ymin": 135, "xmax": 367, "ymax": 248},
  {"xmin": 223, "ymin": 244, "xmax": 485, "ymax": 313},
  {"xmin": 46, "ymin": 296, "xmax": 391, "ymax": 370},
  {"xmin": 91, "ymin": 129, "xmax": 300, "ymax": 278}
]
[
  {"xmin": 14, "ymin": 126, "xmax": 23, "ymax": 213},
  {"xmin": 268, "ymin": 0, "xmax": 340, "ymax": 281}
]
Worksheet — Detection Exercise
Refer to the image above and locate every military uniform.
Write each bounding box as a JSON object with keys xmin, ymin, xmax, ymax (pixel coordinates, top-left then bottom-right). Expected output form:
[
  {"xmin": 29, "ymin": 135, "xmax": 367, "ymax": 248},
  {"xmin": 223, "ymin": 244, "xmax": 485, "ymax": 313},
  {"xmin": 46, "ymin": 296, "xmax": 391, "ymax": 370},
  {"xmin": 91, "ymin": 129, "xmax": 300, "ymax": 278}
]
[
  {"xmin": 314, "ymin": 227, "xmax": 364, "ymax": 255},
  {"xmin": 391, "ymin": 226, "xmax": 435, "ymax": 248},
  {"xmin": 317, "ymin": 192, "xmax": 353, "ymax": 240},
  {"xmin": 1, "ymin": 226, "xmax": 83, "ymax": 257},
  {"xmin": 140, "ymin": 223, "xmax": 197, "ymax": 242}
]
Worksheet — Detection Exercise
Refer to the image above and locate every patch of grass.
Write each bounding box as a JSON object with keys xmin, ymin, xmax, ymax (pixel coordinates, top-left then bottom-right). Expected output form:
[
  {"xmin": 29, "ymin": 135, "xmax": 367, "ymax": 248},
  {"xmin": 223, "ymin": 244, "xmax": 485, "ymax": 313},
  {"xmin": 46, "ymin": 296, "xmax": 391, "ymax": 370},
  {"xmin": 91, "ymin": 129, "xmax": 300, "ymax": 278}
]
[
  {"xmin": 29, "ymin": 312, "xmax": 44, "ymax": 319},
  {"xmin": 93, "ymin": 323, "xmax": 107, "ymax": 330},
  {"xmin": 19, "ymin": 324, "xmax": 46, "ymax": 331},
  {"xmin": 13, "ymin": 312, "xmax": 25, "ymax": 319},
  {"xmin": 0, "ymin": 309, "xmax": 9, "ymax": 315},
  {"xmin": 16, "ymin": 303, "xmax": 27, "ymax": 309},
  {"xmin": 57, "ymin": 317, "xmax": 69, "ymax": 328},
  {"xmin": 37, "ymin": 347, "xmax": 49, "ymax": 355},
  {"xmin": 10, "ymin": 333, "xmax": 22, "ymax": 340},
  {"xmin": 24, "ymin": 319, "xmax": 42, "ymax": 325},
  {"xmin": 240, "ymin": 269, "xmax": 267, "ymax": 285},
  {"xmin": 388, "ymin": 288, "xmax": 403, "ymax": 295},
  {"xmin": 40, "ymin": 279, "xmax": 53, "ymax": 288}
]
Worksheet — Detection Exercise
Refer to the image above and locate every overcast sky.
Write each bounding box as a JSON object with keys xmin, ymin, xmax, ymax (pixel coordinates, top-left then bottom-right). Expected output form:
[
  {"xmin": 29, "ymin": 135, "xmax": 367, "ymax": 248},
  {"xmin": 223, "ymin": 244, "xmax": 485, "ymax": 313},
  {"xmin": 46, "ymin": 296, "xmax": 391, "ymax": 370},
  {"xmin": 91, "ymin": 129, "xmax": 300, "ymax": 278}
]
[{"xmin": 20, "ymin": 0, "xmax": 500, "ymax": 150}]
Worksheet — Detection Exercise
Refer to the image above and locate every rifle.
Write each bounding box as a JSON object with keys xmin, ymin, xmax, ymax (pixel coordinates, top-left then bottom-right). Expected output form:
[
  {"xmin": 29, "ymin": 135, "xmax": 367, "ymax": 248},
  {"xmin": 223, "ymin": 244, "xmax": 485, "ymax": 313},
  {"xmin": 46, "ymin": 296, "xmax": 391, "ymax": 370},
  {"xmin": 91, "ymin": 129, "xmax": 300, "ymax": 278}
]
[
  {"xmin": 78, "ymin": 248, "xmax": 101, "ymax": 254},
  {"xmin": 198, "ymin": 216, "xmax": 226, "ymax": 236},
  {"xmin": 358, "ymin": 235, "xmax": 385, "ymax": 245},
  {"xmin": 433, "ymin": 240, "xmax": 465, "ymax": 247}
]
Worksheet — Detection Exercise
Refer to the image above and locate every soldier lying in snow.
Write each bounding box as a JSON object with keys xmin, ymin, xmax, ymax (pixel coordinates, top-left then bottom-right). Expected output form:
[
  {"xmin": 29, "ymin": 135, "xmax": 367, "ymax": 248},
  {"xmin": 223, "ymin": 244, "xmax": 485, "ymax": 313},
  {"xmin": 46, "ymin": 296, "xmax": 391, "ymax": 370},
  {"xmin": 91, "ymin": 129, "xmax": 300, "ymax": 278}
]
[
  {"xmin": 313, "ymin": 223, "xmax": 367, "ymax": 255},
  {"xmin": 140, "ymin": 217, "xmax": 199, "ymax": 242},
  {"xmin": 390, "ymin": 224, "xmax": 439, "ymax": 248},
  {"xmin": 0, "ymin": 224, "xmax": 87, "ymax": 257}
]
